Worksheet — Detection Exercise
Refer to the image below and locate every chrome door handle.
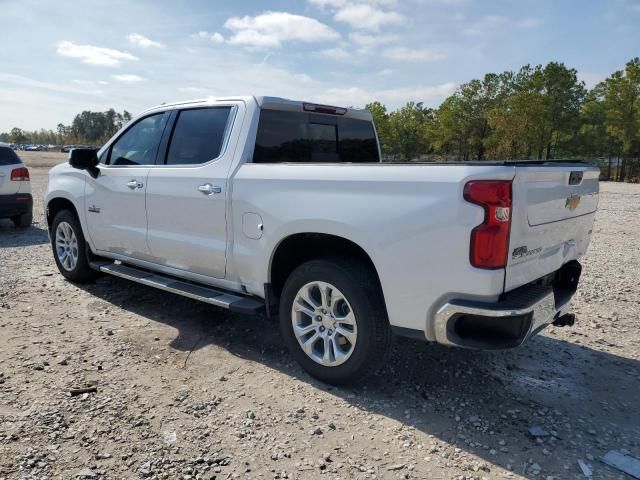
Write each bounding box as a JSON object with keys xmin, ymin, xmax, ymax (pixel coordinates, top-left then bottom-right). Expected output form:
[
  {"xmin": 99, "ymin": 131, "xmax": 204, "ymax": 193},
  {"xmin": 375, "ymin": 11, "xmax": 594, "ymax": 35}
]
[
  {"xmin": 198, "ymin": 183, "xmax": 221, "ymax": 195},
  {"xmin": 127, "ymin": 180, "xmax": 143, "ymax": 190}
]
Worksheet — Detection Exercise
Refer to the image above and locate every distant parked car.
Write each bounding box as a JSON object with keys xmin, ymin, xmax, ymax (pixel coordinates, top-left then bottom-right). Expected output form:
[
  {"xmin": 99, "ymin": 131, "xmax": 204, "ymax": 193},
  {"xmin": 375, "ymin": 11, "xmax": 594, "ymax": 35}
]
[
  {"xmin": 25, "ymin": 144, "xmax": 44, "ymax": 151},
  {"xmin": 0, "ymin": 146, "xmax": 32, "ymax": 227},
  {"xmin": 61, "ymin": 145, "xmax": 83, "ymax": 153}
]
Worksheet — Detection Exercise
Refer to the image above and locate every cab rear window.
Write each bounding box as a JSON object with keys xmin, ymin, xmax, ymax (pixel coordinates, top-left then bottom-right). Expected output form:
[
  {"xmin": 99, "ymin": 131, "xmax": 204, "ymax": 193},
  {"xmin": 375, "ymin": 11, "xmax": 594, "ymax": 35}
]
[
  {"xmin": 253, "ymin": 109, "xmax": 379, "ymax": 164},
  {"xmin": 0, "ymin": 147, "xmax": 21, "ymax": 166}
]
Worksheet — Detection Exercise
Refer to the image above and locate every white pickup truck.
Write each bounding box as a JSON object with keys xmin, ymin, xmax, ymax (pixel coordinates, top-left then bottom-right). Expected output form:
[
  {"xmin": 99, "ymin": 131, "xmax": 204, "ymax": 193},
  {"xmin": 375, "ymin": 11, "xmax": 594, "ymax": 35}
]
[{"xmin": 45, "ymin": 96, "xmax": 599, "ymax": 384}]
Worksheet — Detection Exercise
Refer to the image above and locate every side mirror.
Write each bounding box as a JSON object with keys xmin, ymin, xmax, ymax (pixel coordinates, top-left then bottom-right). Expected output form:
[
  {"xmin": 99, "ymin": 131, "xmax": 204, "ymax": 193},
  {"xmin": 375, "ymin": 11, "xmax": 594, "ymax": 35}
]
[{"xmin": 69, "ymin": 148, "xmax": 99, "ymax": 178}]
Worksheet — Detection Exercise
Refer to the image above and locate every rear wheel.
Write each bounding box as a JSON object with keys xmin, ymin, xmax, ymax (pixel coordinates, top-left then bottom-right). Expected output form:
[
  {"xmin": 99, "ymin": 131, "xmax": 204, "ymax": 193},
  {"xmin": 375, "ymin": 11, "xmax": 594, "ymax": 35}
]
[
  {"xmin": 11, "ymin": 212, "xmax": 32, "ymax": 228},
  {"xmin": 51, "ymin": 210, "xmax": 98, "ymax": 283},
  {"xmin": 279, "ymin": 258, "xmax": 392, "ymax": 385}
]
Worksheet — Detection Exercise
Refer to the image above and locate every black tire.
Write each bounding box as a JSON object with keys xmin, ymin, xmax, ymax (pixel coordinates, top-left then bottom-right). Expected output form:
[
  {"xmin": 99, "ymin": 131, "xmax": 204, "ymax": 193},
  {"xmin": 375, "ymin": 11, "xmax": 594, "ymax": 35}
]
[
  {"xmin": 51, "ymin": 209, "xmax": 98, "ymax": 283},
  {"xmin": 279, "ymin": 258, "xmax": 392, "ymax": 385},
  {"xmin": 11, "ymin": 211, "xmax": 32, "ymax": 228}
]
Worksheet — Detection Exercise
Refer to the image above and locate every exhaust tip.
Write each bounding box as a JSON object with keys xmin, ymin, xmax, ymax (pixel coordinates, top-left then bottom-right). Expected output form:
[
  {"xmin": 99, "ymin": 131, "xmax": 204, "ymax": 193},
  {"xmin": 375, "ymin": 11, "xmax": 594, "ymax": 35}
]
[{"xmin": 553, "ymin": 313, "xmax": 576, "ymax": 327}]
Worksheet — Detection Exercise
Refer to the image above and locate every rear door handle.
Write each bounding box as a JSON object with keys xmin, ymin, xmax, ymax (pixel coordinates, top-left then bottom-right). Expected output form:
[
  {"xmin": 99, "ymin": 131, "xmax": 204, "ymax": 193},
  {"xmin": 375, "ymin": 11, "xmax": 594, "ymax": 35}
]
[
  {"xmin": 127, "ymin": 180, "xmax": 143, "ymax": 190},
  {"xmin": 198, "ymin": 183, "xmax": 221, "ymax": 195}
]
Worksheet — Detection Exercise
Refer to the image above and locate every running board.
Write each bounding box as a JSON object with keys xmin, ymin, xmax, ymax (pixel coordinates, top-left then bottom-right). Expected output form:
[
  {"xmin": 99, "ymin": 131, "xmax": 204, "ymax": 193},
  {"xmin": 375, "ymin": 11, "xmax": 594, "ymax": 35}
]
[{"xmin": 92, "ymin": 262, "xmax": 264, "ymax": 315}]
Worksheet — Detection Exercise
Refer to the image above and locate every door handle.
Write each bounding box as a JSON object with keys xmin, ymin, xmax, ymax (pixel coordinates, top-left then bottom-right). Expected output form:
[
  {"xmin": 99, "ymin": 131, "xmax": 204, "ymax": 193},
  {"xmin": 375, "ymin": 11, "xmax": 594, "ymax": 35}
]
[
  {"xmin": 198, "ymin": 183, "xmax": 221, "ymax": 195},
  {"xmin": 127, "ymin": 180, "xmax": 143, "ymax": 190}
]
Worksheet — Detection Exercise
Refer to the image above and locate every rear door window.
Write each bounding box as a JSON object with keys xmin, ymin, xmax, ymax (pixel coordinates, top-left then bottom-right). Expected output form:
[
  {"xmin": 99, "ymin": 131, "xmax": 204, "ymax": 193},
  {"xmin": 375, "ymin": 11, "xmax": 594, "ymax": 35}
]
[
  {"xmin": 165, "ymin": 107, "xmax": 231, "ymax": 165},
  {"xmin": 253, "ymin": 109, "xmax": 379, "ymax": 163},
  {"xmin": 0, "ymin": 147, "xmax": 21, "ymax": 166}
]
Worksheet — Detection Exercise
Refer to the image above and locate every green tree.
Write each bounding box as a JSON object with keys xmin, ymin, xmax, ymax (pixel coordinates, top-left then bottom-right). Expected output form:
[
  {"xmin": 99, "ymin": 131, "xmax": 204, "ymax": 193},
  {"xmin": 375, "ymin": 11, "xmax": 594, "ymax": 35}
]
[
  {"xmin": 365, "ymin": 101, "xmax": 392, "ymax": 156},
  {"xmin": 9, "ymin": 127, "xmax": 27, "ymax": 144},
  {"xmin": 539, "ymin": 62, "xmax": 586, "ymax": 159},
  {"xmin": 602, "ymin": 58, "xmax": 640, "ymax": 181},
  {"xmin": 432, "ymin": 72, "xmax": 513, "ymax": 160},
  {"xmin": 388, "ymin": 102, "xmax": 433, "ymax": 161}
]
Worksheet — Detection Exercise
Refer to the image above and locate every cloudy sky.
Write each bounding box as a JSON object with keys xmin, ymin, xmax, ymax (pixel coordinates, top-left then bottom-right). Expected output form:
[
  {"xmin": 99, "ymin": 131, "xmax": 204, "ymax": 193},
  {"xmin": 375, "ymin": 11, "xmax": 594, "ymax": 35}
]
[{"xmin": 1, "ymin": 0, "xmax": 639, "ymax": 131}]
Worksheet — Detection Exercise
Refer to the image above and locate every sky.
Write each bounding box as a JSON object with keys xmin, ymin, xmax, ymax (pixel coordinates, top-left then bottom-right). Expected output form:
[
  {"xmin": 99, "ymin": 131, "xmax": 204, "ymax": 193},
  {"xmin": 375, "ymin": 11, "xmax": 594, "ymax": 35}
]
[{"xmin": 1, "ymin": 0, "xmax": 639, "ymax": 132}]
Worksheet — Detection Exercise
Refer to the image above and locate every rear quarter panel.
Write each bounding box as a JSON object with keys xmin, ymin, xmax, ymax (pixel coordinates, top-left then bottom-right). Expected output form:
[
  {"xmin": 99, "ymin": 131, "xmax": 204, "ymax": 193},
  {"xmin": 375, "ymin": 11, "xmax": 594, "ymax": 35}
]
[{"xmin": 231, "ymin": 163, "xmax": 515, "ymax": 338}]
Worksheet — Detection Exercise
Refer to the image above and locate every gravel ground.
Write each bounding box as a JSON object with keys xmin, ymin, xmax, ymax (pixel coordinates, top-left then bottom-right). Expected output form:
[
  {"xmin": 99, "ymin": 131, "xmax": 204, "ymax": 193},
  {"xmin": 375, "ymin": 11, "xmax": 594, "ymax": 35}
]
[{"xmin": 0, "ymin": 167, "xmax": 638, "ymax": 480}]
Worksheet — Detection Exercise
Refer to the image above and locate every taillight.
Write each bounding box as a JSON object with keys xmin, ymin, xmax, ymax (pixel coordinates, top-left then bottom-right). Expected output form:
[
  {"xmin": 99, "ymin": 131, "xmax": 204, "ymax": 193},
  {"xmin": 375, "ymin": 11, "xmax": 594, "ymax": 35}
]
[
  {"xmin": 464, "ymin": 180, "xmax": 512, "ymax": 269},
  {"xmin": 10, "ymin": 167, "xmax": 30, "ymax": 181}
]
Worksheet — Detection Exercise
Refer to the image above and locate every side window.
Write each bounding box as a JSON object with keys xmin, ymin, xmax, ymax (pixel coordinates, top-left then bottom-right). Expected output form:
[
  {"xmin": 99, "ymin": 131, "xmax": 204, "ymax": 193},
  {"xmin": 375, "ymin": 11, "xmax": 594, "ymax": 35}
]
[
  {"xmin": 253, "ymin": 109, "xmax": 379, "ymax": 163},
  {"xmin": 337, "ymin": 117, "xmax": 379, "ymax": 163},
  {"xmin": 165, "ymin": 107, "xmax": 231, "ymax": 165},
  {"xmin": 108, "ymin": 112, "xmax": 168, "ymax": 166}
]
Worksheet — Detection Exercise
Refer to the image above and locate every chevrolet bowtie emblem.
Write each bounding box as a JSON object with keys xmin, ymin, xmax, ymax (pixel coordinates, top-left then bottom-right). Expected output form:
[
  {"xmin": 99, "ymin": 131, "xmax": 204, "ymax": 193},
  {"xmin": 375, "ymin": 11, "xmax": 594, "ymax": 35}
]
[{"xmin": 565, "ymin": 195, "xmax": 581, "ymax": 210}]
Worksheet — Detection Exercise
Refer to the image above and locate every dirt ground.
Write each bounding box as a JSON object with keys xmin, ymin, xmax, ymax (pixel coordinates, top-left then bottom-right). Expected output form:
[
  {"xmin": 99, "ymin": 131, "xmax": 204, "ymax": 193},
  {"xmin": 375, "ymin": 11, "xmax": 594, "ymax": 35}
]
[
  {"xmin": 14, "ymin": 151, "xmax": 68, "ymax": 169},
  {"xmin": 0, "ymin": 158, "xmax": 639, "ymax": 480}
]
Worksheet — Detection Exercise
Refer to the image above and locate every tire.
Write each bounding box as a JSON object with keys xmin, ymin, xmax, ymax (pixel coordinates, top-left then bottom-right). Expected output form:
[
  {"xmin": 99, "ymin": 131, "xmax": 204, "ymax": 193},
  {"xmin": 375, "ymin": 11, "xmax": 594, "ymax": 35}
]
[
  {"xmin": 11, "ymin": 211, "xmax": 32, "ymax": 228},
  {"xmin": 51, "ymin": 209, "xmax": 98, "ymax": 283},
  {"xmin": 279, "ymin": 258, "xmax": 392, "ymax": 385}
]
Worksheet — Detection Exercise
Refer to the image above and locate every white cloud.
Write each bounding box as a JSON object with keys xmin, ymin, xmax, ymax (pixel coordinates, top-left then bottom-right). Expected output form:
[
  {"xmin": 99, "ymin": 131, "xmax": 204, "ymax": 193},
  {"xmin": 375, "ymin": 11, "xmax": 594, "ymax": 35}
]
[
  {"xmin": 0, "ymin": 73, "xmax": 104, "ymax": 96},
  {"xmin": 383, "ymin": 46, "xmax": 446, "ymax": 62},
  {"xmin": 378, "ymin": 68, "xmax": 394, "ymax": 75},
  {"xmin": 191, "ymin": 31, "xmax": 225, "ymax": 43},
  {"xmin": 334, "ymin": 4, "xmax": 405, "ymax": 30},
  {"xmin": 294, "ymin": 73, "xmax": 314, "ymax": 83},
  {"xmin": 317, "ymin": 47, "xmax": 352, "ymax": 60},
  {"xmin": 127, "ymin": 33, "xmax": 164, "ymax": 48},
  {"xmin": 224, "ymin": 11, "xmax": 339, "ymax": 48},
  {"xmin": 318, "ymin": 82, "xmax": 456, "ymax": 108},
  {"xmin": 349, "ymin": 32, "xmax": 401, "ymax": 47},
  {"xmin": 56, "ymin": 41, "xmax": 138, "ymax": 67},
  {"xmin": 72, "ymin": 79, "xmax": 110, "ymax": 86},
  {"xmin": 178, "ymin": 86, "xmax": 212, "ymax": 95},
  {"xmin": 112, "ymin": 74, "xmax": 144, "ymax": 83}
]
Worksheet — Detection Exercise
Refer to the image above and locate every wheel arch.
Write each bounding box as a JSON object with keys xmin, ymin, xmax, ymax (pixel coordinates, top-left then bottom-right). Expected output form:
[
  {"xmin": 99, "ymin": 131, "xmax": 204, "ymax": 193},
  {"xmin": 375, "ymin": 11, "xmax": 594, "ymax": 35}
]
[
  {"xmin": 268, "ymin": 233, "xmax": 387, "ymax": 312},
  {"xmin": 46, "ymin": 197, "xmax": 79, "ymax": 230}
]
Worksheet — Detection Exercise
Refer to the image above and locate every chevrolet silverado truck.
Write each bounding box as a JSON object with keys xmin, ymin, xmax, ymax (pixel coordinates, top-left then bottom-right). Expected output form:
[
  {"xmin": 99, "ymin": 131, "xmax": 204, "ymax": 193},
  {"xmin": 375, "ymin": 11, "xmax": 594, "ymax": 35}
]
[{"xmin": 45, "ymin": 96, "xmax": 599, "ymax": 384}]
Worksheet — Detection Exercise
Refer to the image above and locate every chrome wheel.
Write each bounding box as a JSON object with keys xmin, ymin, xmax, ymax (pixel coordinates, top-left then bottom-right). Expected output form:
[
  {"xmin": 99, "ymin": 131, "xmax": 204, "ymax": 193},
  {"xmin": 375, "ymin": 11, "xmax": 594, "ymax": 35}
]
[
  {"xmin": 55, "ymin": 221, "xmax": 78, "ymax": 271},
  {"xmin": 291, "ymin": 281, "xmax": 357, "ymax": 367}
]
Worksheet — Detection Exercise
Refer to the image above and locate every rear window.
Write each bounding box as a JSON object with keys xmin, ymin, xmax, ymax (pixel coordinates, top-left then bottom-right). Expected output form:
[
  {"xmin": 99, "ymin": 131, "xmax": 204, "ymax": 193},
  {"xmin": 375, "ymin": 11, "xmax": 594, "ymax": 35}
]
[
  {"xmin": 253, "ymin": 109, "xmax": 379, "ymax": 163},
  {"xmin": 165, "ymin": 107, "xmax": 231, "ymax": 165},
  {"xmin": 0, "ymin": 147, "xmax": 21, "ymax": 166}
]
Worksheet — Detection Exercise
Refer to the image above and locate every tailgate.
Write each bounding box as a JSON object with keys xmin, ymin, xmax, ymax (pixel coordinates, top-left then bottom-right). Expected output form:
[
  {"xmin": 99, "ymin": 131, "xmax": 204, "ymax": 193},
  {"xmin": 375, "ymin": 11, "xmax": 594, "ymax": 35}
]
[{"xmin": 505, "ymin": 164, "xmax": 599, "ymax": 291}]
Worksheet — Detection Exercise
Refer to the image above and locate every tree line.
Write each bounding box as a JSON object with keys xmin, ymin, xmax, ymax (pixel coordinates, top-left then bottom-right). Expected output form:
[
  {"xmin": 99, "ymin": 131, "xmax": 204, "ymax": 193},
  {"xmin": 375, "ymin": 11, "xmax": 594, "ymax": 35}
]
[
  {"xmin": 367, "ymin": 58, "xmax": 640, "ymax": 181},
  {"xmin": 1, "ymin": 109, "xmax": 132, "ymax": 147}
]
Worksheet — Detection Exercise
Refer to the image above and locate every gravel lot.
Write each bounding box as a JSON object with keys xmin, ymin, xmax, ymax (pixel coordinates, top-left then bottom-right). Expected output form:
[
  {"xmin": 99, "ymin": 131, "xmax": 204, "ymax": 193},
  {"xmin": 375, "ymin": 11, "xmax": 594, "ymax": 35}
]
[{"xmin": 1, "ymin": 159, "xmax": 639, "ymax": 480}]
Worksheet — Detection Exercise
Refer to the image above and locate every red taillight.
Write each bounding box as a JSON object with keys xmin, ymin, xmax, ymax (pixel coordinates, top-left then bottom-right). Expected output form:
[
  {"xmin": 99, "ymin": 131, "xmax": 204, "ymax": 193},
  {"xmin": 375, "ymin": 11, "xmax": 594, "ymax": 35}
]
[
  {"xmin": 464, "ymin": 180, "xmax": 512, "ymax": 269},
  {"xmin": 10, "ymin": 167, "xmax": 30, "ymax": 181}
]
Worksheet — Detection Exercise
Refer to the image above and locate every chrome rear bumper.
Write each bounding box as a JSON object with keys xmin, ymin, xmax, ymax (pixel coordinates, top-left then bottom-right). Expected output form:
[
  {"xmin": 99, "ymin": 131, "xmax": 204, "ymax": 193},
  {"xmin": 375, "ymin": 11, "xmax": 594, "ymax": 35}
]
[{"xmin": 434, "ymin": 285, "xmax": 573, "ymax": 349}]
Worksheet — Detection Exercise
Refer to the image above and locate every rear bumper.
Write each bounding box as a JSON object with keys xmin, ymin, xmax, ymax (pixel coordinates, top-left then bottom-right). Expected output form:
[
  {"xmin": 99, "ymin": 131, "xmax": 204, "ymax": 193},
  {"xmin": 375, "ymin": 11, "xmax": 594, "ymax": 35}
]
[
  {"xmin": 0, "ymin": 193, "xmax": 33, "ymax": 218},
  {"xmin": 434, "ymin": 261, "xmax": 580, "ymax": 349}
]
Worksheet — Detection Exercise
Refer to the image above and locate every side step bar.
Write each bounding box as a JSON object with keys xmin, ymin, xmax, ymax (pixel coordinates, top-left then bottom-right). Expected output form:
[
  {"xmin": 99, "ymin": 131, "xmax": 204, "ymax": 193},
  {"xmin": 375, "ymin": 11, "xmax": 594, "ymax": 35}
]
[{"xmin": 91, "ymin": 261, "xmax": 264, "ymax": 315}]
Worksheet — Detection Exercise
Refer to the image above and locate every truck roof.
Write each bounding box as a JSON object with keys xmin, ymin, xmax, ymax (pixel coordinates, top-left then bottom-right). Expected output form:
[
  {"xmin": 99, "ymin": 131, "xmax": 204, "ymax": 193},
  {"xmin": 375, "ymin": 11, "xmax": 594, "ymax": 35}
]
[{"xmin": 140, "ymin": 96, "xmax": 372, "ymax": 121}]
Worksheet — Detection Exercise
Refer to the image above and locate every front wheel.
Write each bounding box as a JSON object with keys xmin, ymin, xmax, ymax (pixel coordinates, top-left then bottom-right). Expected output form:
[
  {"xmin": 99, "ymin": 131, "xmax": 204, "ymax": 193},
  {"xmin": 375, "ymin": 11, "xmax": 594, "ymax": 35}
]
[
  {"xmin": 51, "ymin": 210, "xmax": 98, "ymax": 283},
  {"xmin": 279, "ymin": 258, "xmax": 392, "ymax": 385}
]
